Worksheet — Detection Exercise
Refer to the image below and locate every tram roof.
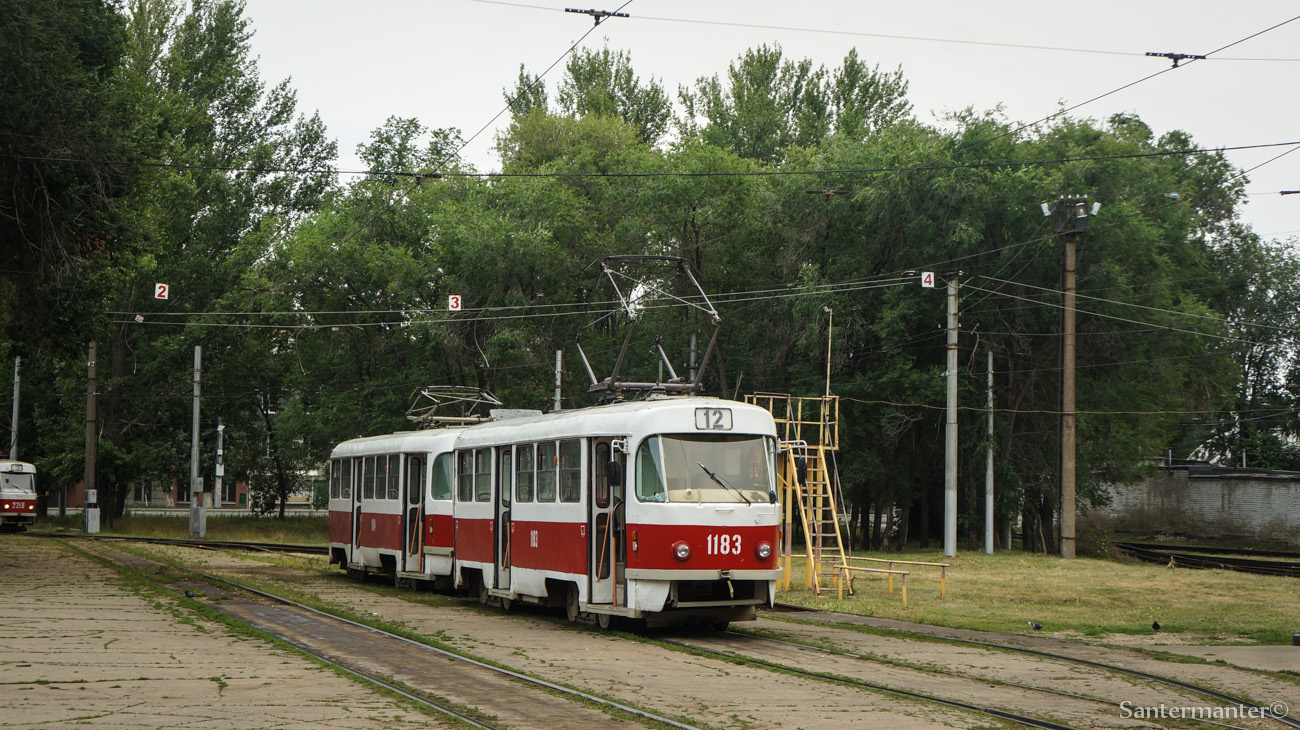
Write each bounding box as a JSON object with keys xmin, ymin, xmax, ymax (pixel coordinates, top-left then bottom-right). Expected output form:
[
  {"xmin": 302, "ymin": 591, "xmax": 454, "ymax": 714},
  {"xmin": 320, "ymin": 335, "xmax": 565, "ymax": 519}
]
[
  {"xmin": 455, "ymin": 395, "xmax": 775, "ymax": 446},
  {"xmin": 0, "ymin": 460, "xmax": 36, "ymax": 474},
  {"xmin": 330, "ymin": 428, "xmax": 463, "ymax": 459}
]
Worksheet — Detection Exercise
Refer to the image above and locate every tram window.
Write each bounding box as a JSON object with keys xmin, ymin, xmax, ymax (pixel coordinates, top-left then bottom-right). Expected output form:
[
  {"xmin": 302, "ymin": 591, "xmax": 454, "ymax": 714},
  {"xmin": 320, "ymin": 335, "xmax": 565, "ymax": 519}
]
[
  {"xmin": 407, "ymin": 456, "xmax": 423, "ymax": 505},
  {"xmin": 475, "ymin": 448, "xmax": 492, "ymax": 502},
  {"xmin": 456, "ymin": 451, "xmax": 473, "ymax": 502},
  {"xmin": 330, "ymin": 460, "xmax": 340, "ymax": 499},
  {"xmin": 387, "ymin": 455, "xmax": 400, "ymax": 500},
  {"xmin": 431, "ymin": 453, "xmax": 453, "ymax": 500},
  {"xmin": 559, "ymin": 439, "xmax": 581, "ymax": 503},
  {"xmin": 515, "ymin": 444, "xmax": 534, "ymax": 502},
  {"xmin": 537, "ymin": 442, "xmax": 557, "ymax": 502},
  {"xmin": 636, "ymin": 437, "xmax": 665, "ymax": 502},
  {"xmin": 363, "ymin": 456, "xmax": 376, "ymax": 500},
  {"xmin": 498, "ymin": 449, "xmax": 511, "ymax": 507},
  {"xmin": 340, "ymin": 458, "xmax": 352, "ymax": 499},
  {"xmin": 594, "ymin": 442, "xmax": 610, "ymax": 508}
]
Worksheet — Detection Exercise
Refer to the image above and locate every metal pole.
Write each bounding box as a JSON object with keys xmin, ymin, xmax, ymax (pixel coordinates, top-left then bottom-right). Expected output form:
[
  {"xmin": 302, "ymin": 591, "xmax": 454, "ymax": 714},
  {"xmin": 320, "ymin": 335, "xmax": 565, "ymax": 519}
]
[
  {"xmin": 84, "ymin": 342, "xmax": 99, "ymax": 533},
  {"xmin": 9, "ymin": 356, "xmax": 18, "ymax": 460},
  {"xmin": 944, "ymin": 275, "xmax": 959, "ymax": 558},
  {"xmin": 688, "ymin": 332, "xmax": 698, "ymax": 384},
  {"xmin": 553, "ymin": 350, "xmax": 563, "ymax": 412},
  {"xmin": 189, "ymin": 345, "xmax": 205, "ymax": 537},
  {"xmin": 985, "ymin": 349, "xmax": 994, "ymax": 555},
  {"xmin": 824, "ymin": 307, "xmax": 833, "ymax": 398},
  {"xmin": 214, "ymin": 420, "xmax": 225, "ymax": 508}
]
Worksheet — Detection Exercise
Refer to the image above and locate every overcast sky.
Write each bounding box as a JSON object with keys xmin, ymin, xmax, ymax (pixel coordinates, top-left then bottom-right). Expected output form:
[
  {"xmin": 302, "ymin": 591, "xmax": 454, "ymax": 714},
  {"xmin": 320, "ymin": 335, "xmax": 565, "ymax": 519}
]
[{"xmin": 241, "ymin": 0, "xmax": 1300, "ymax": 241}]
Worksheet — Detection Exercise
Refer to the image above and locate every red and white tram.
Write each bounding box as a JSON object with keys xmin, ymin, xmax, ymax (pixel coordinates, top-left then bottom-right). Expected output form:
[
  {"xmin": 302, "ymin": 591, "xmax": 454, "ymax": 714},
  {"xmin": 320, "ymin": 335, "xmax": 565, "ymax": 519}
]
[
  {"xmin": 0, "ymin": 460, "xmax": 38, "ymax": 532},
  {"xmin": 327, "ymin": 396, "xmax": 782, "ymax": 628}
]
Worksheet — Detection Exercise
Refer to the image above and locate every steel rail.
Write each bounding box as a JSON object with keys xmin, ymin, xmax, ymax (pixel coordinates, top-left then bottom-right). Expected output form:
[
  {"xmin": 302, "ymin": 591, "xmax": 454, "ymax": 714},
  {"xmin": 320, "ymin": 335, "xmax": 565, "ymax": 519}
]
[{"xmin": 768, "ymin": 604, "xmax": 1300, "ymax": 730}]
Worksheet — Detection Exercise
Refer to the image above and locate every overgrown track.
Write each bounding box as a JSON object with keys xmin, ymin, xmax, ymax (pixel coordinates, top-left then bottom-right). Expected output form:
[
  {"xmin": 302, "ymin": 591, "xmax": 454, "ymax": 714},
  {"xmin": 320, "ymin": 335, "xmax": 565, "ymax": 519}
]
[
  {"xmin": 1114, "ymin": 542, "xmax": 1300, "ymax": 578},
  {"xmin": 70, "ymin": 538, "xmax": 703, "ymax": 730},
  {"xmin": 769, "ymin": 603, "xmax": 1300, "ymax": 730},
  {"xmin": 657, "ymin": 633, "xmax": 1082, "ymax": 730},
  {"xmin": 29, "ymin": 532, "xmax": 329, "ymax": 555}
]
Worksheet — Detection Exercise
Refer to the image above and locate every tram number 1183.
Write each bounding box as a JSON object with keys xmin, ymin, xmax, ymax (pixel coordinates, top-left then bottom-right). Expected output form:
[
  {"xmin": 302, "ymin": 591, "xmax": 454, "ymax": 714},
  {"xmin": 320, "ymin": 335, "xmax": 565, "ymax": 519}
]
[{"xmin": 706, "ymin": 533, "xmax": 742, "ymax": 555}]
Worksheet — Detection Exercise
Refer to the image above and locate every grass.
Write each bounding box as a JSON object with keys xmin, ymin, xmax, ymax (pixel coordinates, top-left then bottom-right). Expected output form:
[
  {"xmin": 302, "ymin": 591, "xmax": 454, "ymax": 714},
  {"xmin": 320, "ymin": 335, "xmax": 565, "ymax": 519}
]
[
  {"xmin": 777, "ymin": 545, "xmax": 1300, "ymax": 644},
  {"xmin": 35, "ymin": 513, "xmax": 326, "ymax": 545}
]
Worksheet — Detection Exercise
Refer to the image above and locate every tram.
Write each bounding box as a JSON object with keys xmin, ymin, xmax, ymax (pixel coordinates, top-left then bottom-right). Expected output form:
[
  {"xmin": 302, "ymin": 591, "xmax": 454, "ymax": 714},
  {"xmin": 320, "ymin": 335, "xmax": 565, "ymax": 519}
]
[
  {"xmin": 0, "ymin": 460, "xmax": 38, "ymax": 532},
  {"xmin": 328, "ymin": 396, "xmax": 782, "ymax": 628}
]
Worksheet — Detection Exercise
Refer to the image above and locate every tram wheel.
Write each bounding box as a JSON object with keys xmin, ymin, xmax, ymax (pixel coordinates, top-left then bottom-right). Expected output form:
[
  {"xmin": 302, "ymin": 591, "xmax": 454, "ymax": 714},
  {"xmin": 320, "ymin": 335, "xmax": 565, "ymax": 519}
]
[
  {"xmin": 477, "ymin": 578, "xmax": 490, "ymax": 605},
  {"xmin": 565, "ymin": 584, "xmax": 580, "ymax": 622},
  {"xmin": 596, "ymin": 612, "xmax": 613, "ymax": 630},
  {"xmin": 500, "ymin": 596, "xmax": 513, "ymax": 613}
]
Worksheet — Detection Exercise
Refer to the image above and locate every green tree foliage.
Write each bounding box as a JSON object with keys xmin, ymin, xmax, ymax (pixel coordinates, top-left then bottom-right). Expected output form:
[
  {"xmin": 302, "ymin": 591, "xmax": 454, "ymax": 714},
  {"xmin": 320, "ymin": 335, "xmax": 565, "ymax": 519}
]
[
  {"xmin": 678, "ymin": 44, "xmax": 911, "ymax": 163},
  {"xmin": 0, "ymin": 0, "xmax": 141, "ymax": 352}
]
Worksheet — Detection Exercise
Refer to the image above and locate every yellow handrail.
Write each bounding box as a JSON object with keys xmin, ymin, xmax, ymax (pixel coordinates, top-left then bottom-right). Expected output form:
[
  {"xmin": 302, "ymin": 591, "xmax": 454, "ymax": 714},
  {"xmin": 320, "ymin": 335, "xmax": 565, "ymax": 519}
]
[
  {"xmin": 844, "ymin": 556, "xmax": 949, "ymax": 599},
  {"xmin": 838, "ymin": 564, "xmax": 908, "ymax": 607}
]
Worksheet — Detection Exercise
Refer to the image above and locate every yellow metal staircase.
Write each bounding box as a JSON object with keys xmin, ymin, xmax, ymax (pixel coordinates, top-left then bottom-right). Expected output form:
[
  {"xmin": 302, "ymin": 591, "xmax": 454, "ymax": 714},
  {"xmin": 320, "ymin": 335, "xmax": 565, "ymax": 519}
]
[{"xmin": 747, "ymin": 394, "xmax": 849, "ymax": 595}]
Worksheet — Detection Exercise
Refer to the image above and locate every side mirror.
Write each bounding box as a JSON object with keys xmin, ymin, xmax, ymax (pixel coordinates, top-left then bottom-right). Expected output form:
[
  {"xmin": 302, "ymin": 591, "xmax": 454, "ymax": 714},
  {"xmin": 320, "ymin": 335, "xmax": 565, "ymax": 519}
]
[
  {"xmin": 769, "ymin": 490, "xmax": 778, "ymax": 504},
  {"xmin": 606, "ymin": 460, "xmax": 624, "ymax": 488}
]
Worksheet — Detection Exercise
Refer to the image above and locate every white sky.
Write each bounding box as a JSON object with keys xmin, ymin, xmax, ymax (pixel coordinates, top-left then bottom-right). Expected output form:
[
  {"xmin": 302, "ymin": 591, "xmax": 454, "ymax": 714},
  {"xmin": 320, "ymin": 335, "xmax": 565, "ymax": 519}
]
[{"xmin": 241, "ymin": 0, "xmax": 1300, "ymax": 241}]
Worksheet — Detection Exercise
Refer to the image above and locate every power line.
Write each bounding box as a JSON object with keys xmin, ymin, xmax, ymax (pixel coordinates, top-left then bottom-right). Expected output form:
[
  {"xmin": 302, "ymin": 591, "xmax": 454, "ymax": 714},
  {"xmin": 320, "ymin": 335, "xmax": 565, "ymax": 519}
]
[
  {"xmin": 8, "ymin": 140, "xmax": 1300, "ymax": 181},
  {"xmin": 465, "ymin": 1, "xmax": 1300, "ymax": 62}
]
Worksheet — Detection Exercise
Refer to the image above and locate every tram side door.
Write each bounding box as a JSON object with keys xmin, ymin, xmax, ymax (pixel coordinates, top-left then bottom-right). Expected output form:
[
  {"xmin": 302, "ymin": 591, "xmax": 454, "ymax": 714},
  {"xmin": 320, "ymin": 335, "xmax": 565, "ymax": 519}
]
[
  {"xmin": 402, "ymin": 455, "xmax": 424, "ymax": 574},
  {"xmin": 589, "ymin": 438, "xmax": 626, "ymax": 605},
  {"xmin": 494, "ymin": 447, "xmax": 512, "ymax": 591},
  {"xmin": 351, "ymin": 458, "xmax": 361, "ymax": 558}
]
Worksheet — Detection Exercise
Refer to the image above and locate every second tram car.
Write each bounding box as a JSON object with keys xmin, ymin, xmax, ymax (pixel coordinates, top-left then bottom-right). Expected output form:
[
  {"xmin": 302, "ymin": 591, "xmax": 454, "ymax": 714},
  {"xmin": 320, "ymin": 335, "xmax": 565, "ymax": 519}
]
[
  {"xmin": 0, "ymin": 460, "xmax": 38, "ymax": 532},
  {"xmin": 328, "ymin": 396, "xmax": 782, "ymax": 627}
]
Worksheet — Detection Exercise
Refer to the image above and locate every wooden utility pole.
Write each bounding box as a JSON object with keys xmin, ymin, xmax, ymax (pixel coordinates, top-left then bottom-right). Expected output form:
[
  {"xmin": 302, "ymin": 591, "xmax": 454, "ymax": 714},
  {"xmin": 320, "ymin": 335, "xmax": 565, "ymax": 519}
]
[
  {"xmin": 985, "ymin": 349, "xmax": 994, "ymax": 555},
  {"xmin": 944, "ymin": 274, "xmax": 960, "ymax": 558}
]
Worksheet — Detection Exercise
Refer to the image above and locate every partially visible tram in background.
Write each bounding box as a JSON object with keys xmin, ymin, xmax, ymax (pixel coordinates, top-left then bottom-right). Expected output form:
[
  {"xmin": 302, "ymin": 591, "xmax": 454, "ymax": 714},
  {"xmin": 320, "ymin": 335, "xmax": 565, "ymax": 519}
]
[
  {"xmin": 328, "ymin": 396, "xmax": 782, "ymax": 628},
  {"xmin": 0, "ymin": 460, "xmax": 38, "ymax": 532}
]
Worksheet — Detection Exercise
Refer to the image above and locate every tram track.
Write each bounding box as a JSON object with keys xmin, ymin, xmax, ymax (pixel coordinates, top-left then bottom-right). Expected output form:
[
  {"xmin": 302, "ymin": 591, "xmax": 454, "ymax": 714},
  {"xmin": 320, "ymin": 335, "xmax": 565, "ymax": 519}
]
[
  {"xmin": 68, "ymin": 538, "xmax": 703, "ymax": 730},
  {"xmin": 1114, "ymin": 542, "xmax": 1300, "ymax": 578},
  {"xmin": 45, "ymin": 535, "xmax": 1298, "ymax": 730},
  {"xmin": 761, "ymin": 605, "xmax": 1300, "ymax": 730}
]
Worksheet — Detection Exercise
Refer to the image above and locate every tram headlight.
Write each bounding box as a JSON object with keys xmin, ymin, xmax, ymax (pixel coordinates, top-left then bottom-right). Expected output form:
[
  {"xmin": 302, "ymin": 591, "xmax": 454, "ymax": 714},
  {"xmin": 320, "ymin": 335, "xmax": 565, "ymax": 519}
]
[
  {"xmin": 672, "ymin": 540, "xmax": 691, "ymax": 561},
  {"xmin": 756, "ymin": 541, "xmax": 773, "ymax": 560}
]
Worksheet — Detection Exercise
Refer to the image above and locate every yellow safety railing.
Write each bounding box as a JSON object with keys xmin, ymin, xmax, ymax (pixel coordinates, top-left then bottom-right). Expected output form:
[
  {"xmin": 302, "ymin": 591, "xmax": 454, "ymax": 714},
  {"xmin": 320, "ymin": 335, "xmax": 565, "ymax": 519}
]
[
  {"xmin": 837, "ymin": 564, "xmax": 909, "ymax": 607},
  {"xmin": 844, "ymin": 556, "xmax": 950, "ymax": 599}
]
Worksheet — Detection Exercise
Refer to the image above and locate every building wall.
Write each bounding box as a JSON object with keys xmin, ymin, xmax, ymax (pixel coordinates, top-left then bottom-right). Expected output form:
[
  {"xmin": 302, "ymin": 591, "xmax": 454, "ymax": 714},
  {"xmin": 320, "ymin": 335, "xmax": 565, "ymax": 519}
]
[{"xmin": 1084, "ymin": 466, "xmax": 1300, "ymax": 545}]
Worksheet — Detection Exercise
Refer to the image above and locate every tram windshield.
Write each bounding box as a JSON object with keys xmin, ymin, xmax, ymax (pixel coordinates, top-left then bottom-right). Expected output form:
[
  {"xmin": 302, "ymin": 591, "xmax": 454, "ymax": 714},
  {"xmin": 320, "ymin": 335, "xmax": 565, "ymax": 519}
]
[
  {"xmin": 635, "ymin": 434, "xmax": 776, "ymax": 504},
  {"xmin": 1, "ymin": 472, "xmax": 35, "ymax": 494}
]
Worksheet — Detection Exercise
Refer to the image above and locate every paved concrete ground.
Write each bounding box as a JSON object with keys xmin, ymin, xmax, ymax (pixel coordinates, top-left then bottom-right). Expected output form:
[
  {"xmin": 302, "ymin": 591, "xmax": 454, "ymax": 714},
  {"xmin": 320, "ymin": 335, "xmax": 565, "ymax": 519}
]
[{"xmin": 0, "ymin": 537, "xmax": 434, "ymax": 730}]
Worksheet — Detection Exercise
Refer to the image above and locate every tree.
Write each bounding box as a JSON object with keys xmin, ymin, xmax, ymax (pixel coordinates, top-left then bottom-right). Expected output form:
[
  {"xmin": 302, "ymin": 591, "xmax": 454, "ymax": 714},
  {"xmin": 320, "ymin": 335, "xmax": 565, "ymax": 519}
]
[{"xmin": 678, "ymin": 45, "xmax": 911, "ymax": 164}]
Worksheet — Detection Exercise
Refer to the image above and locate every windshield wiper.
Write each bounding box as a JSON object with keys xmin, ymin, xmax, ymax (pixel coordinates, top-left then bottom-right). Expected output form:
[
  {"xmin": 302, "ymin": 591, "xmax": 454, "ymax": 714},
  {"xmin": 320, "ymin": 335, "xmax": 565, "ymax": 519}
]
[{"xmin": 696, "ymin": 462, "xmax": 751, "ymax": 505}]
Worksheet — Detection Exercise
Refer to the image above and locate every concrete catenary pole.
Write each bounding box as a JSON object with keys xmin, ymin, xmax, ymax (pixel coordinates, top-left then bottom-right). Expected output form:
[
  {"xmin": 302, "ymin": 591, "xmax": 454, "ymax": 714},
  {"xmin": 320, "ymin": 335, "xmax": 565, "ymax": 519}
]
[
  {"xmin": 10, "ymin": 356, "xmax": 19, "ymax": 460},
  {"xmin": 944, "ymin": 274, "xmax": 959, "ymax": 558},
  {"xmin": 84, "ymin": 342, "xmax": 99, "ymax": 533},
  {"xmin": 189, "ymin": 345, "xmax": 205, "ymax": 537}
]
